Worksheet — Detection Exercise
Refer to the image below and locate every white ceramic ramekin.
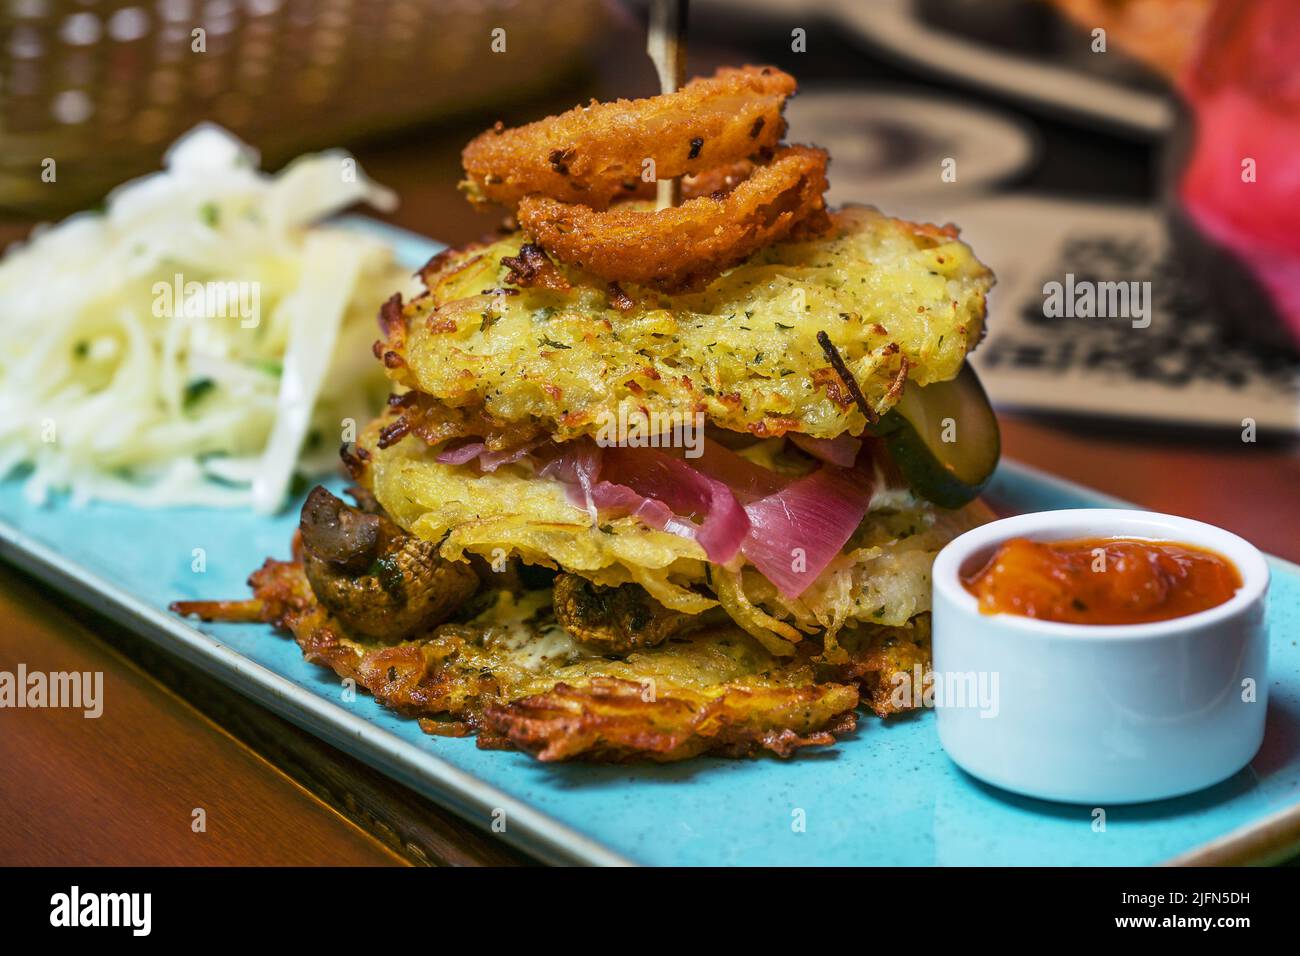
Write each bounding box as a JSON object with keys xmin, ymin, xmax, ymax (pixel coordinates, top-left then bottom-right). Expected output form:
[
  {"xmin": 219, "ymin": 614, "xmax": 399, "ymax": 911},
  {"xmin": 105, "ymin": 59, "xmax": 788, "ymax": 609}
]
[{"xmin": 931, "ymin": 509, "xmax": 1270, "ymax": 804}]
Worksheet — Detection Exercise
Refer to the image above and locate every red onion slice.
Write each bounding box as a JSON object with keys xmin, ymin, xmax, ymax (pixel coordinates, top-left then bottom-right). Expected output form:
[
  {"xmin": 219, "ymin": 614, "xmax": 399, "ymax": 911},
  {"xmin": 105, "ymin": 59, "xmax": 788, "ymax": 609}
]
[
  {"xmin": 741, "ymin": 461, "xmax": 875, "ymax": 599},
  {"xmin": 788, "ymin": 433, "xmax": 862, "ymax": 468},
  {"xmin": 436, "ymin": 440, "xmax": 486, "ymax": 465}
]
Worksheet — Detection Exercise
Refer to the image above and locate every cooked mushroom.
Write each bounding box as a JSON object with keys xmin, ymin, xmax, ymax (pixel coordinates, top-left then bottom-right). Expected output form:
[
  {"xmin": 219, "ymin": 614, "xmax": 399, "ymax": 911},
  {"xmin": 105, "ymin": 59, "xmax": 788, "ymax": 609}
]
[
  {"xmin": 551, "ymin": 573, "xmax": 702, "ymax": 653},
  {"xmin": 299, "ymin": 485, "xmax": 478, "ymax": 642}
]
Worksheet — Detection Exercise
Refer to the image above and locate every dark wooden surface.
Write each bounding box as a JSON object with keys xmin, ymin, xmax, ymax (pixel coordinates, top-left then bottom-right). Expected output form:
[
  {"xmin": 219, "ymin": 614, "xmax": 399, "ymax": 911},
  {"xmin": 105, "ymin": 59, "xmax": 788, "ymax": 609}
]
[
  {"xmin": 0, "ymin": 559, "xmax": 533, "ymax": 867},
  {"xmin": 0, "ymin": 570, "xmax": 405, "ymax": 866},
  {"xmin": 1, "ymin": 11, "xmax": 1297, "ymax": 867}
]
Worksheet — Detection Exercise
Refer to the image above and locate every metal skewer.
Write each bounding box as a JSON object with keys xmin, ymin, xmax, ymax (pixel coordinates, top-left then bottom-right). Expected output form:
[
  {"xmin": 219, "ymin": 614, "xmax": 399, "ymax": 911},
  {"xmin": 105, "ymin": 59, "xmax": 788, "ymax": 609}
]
[{"xmin": 647, "ymin": 0, "xmax": 689, "ymax": 210}]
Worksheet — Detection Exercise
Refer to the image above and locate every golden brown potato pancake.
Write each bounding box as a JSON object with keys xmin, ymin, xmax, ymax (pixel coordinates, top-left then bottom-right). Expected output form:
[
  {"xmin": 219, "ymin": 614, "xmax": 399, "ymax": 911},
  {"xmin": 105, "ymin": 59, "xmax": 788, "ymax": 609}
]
[
  {"xmin": 381, "ymin": 206, "xmax": 993, "ymax": 443},
  {"xmin": 357, "ymin": 412, "xmax": 995, "ymax": 654},
  {"xmin": 206, "ymin": 556, "xmax": 935, "ymax": 762}
]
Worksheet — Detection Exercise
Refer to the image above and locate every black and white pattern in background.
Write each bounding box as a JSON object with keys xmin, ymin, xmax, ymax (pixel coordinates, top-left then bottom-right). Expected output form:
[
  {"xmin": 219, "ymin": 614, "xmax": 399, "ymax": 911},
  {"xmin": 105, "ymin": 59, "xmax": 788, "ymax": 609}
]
[{"xmin": 980, "ymin": 234, "xmax": 1300, "ymax": 394}]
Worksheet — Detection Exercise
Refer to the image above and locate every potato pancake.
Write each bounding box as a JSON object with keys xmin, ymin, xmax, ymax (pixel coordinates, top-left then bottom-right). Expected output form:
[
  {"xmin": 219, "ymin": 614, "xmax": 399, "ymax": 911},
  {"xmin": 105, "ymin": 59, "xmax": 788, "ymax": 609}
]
[
  {"xmin": 358, "ymin": 414, "xmax": 993, "ymax": 653},
  {"xmin": 242, "ymin": 557, "xmax": 870, "ymax": 761},
  {"xmin": 381, "ymin": 205, "xmax": 993, "ymax": 442}
]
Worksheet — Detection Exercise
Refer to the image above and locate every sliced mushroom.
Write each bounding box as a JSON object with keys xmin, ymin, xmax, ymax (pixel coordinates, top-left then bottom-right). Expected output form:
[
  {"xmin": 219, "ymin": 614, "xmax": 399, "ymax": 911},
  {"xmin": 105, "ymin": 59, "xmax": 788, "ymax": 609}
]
[
  {"xmin": 551, "ymin": 573, "xmax": 702, "ymax": 653},
  {"xmin": 300, "ymin": 485, "xmax": 381, "ymax": 574},
  {"xmin": 299, "ymin": 486, "xmax": 478, "ymax": 642}
]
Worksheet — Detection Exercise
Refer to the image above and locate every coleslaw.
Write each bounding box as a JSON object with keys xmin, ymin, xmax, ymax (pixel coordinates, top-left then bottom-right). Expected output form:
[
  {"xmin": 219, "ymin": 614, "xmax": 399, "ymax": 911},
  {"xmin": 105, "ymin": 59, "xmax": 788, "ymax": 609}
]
[{"xmin": 0, "ymin": 125, "xmax": 415, "ymax": 513}]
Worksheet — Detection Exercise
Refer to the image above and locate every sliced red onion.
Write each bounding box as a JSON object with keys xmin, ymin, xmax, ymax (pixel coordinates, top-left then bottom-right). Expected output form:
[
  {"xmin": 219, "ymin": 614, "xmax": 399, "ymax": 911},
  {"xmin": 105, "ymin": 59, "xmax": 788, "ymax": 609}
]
[
  {"xmin": 688, "ymin": 438, "xmax": 792, "ymax": 503},
  {"xmin": 536, "ymin": 440, "xmax": 600, "ymax": 484},
  {"xmin": 788, "ymin": 433, "xmax": 862, "ymax": 468},
  {"xmin": 537, "ymin": 437, "xmax": 874, "ymax": 580},
  {"xmin": 478, "ymin": 439, "xmax": 543, "ymax": 473},
  {"xmin": 539, "ymin": 439, "xmax": 603, "ymax": 522},
  {"xmin": 587, "ymin": 481, "xmax": 678, "ymax": 529},
  {"xmin": 436, "ymin": 440, "xmax": 486, "ymax": 465},
  {"xmin": 741, "ymin": 461, "xmax": 875, "ymax": 600},
  {"xmin": 437, "ymin": 438, "xmax": 543, "ymax": 472},
  {"xmin": 601, "ymin": 447, "xmax": 750, "ymax": 563}
]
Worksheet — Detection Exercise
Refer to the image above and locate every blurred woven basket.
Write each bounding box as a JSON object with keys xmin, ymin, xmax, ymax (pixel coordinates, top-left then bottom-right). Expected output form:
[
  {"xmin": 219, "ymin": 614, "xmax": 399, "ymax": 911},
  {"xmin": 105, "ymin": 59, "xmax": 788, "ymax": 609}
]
[{"xmin": 0, "ymin": 0, "xmax": 607, "ymax": 216}]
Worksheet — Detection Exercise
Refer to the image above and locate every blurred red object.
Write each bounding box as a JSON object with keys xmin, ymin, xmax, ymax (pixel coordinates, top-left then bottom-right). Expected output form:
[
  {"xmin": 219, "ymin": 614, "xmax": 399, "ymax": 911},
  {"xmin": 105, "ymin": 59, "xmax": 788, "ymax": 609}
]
[{"xmin": 1177, "ymin": 0, "xmax": 1300, "ymax": 348}]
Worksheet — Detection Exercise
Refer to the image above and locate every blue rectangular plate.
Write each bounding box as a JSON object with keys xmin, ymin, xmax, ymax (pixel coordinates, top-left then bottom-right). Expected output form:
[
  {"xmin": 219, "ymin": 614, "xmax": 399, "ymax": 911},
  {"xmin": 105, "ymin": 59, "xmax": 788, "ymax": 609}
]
[{"xmin": 2, "ymin": 220, "xmax": 1297, "ymax": 866}]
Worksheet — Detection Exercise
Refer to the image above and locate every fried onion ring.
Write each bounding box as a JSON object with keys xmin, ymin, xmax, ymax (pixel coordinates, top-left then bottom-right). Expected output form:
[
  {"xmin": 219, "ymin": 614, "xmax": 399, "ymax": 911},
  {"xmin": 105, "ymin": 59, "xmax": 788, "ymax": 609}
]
[
  {"xmin": 461, "ymin": 65, "xmax": 795, "ymax": 211},
  {"xmin": 515, "ymin": 145, "xmax": 832, "ymax": 291}
]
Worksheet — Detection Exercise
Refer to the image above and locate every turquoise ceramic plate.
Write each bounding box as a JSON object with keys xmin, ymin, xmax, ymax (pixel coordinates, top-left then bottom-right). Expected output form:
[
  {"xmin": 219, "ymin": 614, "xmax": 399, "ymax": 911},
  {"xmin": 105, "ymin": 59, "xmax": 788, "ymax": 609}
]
[{"xmin": 1, "ymin": 220, "xmax": 1296, "ymax": 866}]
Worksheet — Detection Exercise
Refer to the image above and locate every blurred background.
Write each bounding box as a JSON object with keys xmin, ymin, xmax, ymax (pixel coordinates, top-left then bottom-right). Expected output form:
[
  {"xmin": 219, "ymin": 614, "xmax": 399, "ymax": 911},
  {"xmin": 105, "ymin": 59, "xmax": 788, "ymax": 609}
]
[{"xmin": 0, "ymin": 0, "xmax": 1297, "ymax": 549}]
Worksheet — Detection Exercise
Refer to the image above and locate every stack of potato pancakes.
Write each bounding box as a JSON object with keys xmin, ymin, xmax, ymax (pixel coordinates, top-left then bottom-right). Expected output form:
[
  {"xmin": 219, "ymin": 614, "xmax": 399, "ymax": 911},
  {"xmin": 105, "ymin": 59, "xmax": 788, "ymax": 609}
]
[{"xmin": 193, "ymin": 67, "xmax": 996, "ymax": 762}]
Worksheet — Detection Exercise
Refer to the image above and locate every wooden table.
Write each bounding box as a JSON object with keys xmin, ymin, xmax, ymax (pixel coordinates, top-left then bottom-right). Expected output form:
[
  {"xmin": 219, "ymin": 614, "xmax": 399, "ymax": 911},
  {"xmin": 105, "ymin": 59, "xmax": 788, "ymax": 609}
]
[{"xmin": 2, "ymin": 15, "xmax": 1297, "ymax": 868}]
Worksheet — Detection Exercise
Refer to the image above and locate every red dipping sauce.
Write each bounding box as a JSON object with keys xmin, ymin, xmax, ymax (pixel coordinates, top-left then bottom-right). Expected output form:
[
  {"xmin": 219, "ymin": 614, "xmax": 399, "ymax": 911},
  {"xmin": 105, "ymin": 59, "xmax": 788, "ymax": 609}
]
[{"xmin": 962, "ymin": 537, "xmax": 1242, "ymax": 626}]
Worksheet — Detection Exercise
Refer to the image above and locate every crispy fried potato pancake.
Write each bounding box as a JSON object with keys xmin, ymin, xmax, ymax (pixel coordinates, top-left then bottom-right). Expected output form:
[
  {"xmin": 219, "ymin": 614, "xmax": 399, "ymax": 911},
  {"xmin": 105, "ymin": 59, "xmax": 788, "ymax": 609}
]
[
  {"xmin": 237, "ymin": 558, "xmax": 871, "ymax": 761},
  {"xmin": 482, "ymin": 677, "xmax": 855, "ymax": 762},
  {"xmin": 824, "ymin": 616, "xmax": 934, "ymax": 718},
  {"xmin": 357, "ymin": 415, "xmax": 994, "ymax": 652},
  {"xmin": 383, "ymin": 206, "xmax": 993, "ymax": 442},
  {"xmin": 174, "ymin": 60, "xmax": 1001, "ymax": 767},
  {"xmin": 384, "ymin": 390, "xmax": 543, "ymax": 453},
  {"xmin": 361, "ymin": 415, "xmax": 716, "ymax": 616}
]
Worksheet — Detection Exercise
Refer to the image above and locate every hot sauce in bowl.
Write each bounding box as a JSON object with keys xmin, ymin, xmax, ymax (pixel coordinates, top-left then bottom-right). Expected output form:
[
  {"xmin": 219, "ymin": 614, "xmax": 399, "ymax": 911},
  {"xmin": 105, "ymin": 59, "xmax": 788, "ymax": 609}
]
[
  {"xmin": 932, "ymin": 510, "xmax": 1269, "ymax": 803},
  {"xmin": 961, "ymin": 536, "xmax": 1243, "ymax": 626}
]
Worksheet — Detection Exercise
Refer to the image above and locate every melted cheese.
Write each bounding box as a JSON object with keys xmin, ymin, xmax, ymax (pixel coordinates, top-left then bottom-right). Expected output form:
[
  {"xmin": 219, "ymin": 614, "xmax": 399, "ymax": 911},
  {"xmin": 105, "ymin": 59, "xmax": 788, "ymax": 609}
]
[
  {"xmin": 868, "ymin": 457, "xmax": 921, "ymax": 513},
  {"xmin": 471, "ymin": 590, "xmax": 599, "ymax": 672}
]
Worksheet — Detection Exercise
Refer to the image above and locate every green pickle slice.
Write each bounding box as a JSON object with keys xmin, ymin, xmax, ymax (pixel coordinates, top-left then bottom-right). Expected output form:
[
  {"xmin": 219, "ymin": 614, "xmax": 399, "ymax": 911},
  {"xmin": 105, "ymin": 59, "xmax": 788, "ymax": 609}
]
[{"xmin": 870, "ymin": 363, "xmax": 1000, "ymax": 509}]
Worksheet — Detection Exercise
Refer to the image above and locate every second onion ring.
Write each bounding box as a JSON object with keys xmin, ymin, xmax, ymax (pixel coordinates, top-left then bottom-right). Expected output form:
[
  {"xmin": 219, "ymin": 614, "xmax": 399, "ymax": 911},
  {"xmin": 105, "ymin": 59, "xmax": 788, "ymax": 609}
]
[{"xmin": 516, "ymin": 145, "xmax": 832, "ymax": 291}]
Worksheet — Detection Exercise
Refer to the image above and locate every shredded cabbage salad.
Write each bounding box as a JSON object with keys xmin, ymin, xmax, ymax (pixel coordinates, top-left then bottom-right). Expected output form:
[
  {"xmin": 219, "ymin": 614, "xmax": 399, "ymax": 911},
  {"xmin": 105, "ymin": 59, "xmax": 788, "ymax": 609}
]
[{"xmin": 0, "ymin": 125, "xmax": 415, "ymax": 513}]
